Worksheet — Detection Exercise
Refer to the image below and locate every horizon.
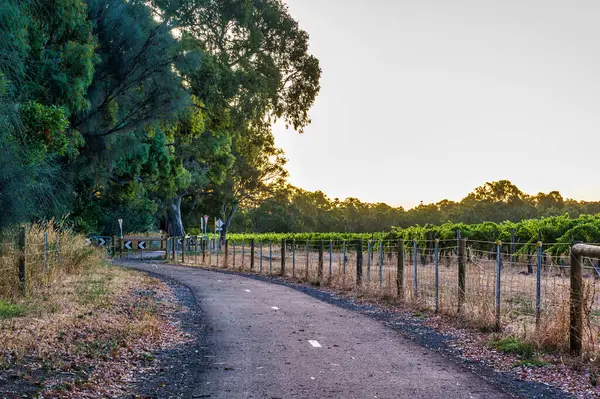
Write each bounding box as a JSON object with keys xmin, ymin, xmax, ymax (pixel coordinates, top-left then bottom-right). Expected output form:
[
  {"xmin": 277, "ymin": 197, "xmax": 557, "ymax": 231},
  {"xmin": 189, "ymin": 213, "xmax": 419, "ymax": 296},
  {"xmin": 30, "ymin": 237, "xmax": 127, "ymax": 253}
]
[{"xmin": 274, "ymin": 0, "xmax": 600, "ymax": 208}]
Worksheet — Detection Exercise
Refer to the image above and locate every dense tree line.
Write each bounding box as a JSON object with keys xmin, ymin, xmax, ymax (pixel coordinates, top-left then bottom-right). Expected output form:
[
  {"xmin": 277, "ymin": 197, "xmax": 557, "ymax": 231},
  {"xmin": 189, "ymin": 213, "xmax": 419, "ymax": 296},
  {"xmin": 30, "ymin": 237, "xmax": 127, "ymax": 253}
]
[
  {"xmin": 0, "ymin": 0, "xmax": 320, "ymax": 236},
  {"xmin": 228, "ymin": 180, "xmax": 600, "ymax": 233}
]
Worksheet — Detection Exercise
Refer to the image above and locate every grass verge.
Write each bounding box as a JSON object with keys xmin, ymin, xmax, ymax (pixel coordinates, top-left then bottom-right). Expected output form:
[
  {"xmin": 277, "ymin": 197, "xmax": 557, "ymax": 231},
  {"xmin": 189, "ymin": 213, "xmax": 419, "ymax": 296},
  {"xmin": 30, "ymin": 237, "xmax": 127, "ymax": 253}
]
[{"xmin": 0, "ymin": 261, "xmax": 188, "ymax": 398}]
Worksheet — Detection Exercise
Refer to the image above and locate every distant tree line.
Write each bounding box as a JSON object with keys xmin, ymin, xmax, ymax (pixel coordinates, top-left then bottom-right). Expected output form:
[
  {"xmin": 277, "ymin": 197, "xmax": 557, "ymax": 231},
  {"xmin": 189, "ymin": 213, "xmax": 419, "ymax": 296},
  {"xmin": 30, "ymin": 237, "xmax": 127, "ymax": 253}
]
[{"xmin": 228, "ymin": 180, "xmax": 600, "ymax": 233}]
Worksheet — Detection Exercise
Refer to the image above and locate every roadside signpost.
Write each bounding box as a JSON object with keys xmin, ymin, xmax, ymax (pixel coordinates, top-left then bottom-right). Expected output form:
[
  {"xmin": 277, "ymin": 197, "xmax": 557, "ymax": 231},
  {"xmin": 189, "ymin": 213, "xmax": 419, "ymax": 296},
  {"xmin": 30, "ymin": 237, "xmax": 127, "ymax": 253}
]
[{"xmin": 124, "ymin": 241, "xmax": 132, "ymax": 249}]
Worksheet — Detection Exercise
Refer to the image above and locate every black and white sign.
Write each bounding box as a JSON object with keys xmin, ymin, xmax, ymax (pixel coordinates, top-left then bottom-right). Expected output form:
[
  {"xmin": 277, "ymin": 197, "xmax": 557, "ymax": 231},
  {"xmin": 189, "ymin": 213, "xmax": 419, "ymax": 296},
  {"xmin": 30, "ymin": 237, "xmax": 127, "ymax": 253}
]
[
  {"xmin": 124, "ymin": 241, "xmax": 132, "ymax": 249},
  {"xmin": 97, "ymin": 237, "xmax": 106, "ymax": 246},
  {"xmin": 138, "ymin": 241, "xmax": 145, "ymax": 250}
]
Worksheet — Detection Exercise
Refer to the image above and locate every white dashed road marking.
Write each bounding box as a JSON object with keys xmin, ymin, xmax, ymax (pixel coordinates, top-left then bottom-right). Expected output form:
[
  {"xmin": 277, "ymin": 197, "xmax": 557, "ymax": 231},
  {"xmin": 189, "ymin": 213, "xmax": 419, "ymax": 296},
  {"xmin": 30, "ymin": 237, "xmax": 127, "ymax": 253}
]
[
  {"xmin": 271, "ymin": 306, "xmax": 279, "ymax": 310},
  {"xmin": 308, "ymin": 340, "xmax": 322, "ymax": 348},
  {"xmin": 244, "ymin": 289, "xmax": 251, "ymax": 292}
]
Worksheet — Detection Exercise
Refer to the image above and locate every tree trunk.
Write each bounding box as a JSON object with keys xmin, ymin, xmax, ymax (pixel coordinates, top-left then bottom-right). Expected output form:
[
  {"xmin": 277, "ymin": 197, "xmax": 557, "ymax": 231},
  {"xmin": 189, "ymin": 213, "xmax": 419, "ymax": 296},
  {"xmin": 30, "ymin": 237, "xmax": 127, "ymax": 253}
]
[
  {"xmin": 220, "ymin": 203, "xmax": 238, "ymax": 244},
  {"xmin": 169, "ymin": 195, "xmax": 185, "ymax": 237}
]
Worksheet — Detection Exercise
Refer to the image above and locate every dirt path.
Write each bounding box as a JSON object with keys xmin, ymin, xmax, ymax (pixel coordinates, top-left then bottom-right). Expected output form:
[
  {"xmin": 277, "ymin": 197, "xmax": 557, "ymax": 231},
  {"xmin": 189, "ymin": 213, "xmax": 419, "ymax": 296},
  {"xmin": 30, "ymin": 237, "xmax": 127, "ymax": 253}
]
[{"xmin": 116, "ymin": 261, "xmax": 518, "ymax": 399}]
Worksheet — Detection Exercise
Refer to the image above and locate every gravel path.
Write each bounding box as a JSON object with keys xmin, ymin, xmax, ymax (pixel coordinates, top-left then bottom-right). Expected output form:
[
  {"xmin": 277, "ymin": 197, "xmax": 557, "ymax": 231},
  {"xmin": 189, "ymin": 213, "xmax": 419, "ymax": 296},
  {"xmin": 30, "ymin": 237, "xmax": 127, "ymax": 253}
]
[{"xmin": 117, "ymin": 260, "xmax": 535, "ymax": 399}]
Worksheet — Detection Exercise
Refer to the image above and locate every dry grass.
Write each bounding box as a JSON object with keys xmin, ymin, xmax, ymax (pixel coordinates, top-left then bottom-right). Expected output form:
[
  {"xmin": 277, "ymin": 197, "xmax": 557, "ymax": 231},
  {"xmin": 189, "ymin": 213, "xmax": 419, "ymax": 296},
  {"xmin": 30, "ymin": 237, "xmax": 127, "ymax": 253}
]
[
  {"xmin": 0, "ymin": 223, "xmax": 189, "ymax": 397},
  {"xmin": 0, "ymin": 261, "xmax": 188, "ymax": 397},
  {"xmin": 0, "ymin": 221, "xmax": 103, "ymax": 300}
]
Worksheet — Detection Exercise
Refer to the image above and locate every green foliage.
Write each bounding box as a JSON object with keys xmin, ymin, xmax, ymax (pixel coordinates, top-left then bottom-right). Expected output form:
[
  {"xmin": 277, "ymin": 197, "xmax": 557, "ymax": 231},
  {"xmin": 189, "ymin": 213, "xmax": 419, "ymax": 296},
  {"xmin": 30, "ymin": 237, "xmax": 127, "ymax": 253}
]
[
  {"xmin": 513, "ymin": 359, "xmax": 550, "ymax": 368},
  {"xmin": 0, "ymin": 300, "xmax": 25, "ymax": 319},
  {"xmin": 225, "ymin": 213, "xmax": 600, "ymax": 256},
  {"xmin": 489, "ymin": 337, "xmax": 534, "ymax": 359},
  {"xmin": 23, "ymin": 0, "xmax": 98, "ymax": 113},
  {"xmin": 19, "ymin": 101, "xmax": 84, "ymax": 158}
]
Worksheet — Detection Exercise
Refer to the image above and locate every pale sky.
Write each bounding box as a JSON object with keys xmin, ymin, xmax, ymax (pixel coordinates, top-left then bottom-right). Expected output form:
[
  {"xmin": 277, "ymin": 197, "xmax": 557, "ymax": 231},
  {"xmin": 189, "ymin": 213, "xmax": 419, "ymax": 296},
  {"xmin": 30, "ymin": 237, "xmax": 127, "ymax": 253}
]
[{"xmin": 273, "ymin": 0, "xmax": 600, "ymax": 209}]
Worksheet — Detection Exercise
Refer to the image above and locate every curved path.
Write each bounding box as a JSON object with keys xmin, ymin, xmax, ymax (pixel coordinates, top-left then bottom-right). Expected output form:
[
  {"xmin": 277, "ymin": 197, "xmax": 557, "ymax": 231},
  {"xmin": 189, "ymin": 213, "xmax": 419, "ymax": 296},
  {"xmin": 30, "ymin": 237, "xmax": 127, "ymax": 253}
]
[{"xmin": 122, "ymin": 261, "xmax": 509, "ymax": 399}]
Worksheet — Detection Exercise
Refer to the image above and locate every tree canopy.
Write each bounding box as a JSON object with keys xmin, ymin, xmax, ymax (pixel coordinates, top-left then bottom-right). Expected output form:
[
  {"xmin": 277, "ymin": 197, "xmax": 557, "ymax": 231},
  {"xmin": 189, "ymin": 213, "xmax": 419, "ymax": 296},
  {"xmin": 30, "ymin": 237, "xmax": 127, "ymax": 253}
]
[{"xmin": 0, "ymin": 0, "xmax": 321, "ymax": 236}]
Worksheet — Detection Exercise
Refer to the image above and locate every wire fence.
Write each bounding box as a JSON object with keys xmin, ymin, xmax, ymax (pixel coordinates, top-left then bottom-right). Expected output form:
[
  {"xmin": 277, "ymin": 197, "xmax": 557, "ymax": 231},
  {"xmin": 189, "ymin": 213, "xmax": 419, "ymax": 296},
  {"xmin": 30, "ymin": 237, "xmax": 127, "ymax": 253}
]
[
  {"xmin": 161, "ymin": 236, "xmax": 600, "ymax": 355},
  {"xmin": 0, "ymin": 226, "xmax": 107, "ymax": 299}
]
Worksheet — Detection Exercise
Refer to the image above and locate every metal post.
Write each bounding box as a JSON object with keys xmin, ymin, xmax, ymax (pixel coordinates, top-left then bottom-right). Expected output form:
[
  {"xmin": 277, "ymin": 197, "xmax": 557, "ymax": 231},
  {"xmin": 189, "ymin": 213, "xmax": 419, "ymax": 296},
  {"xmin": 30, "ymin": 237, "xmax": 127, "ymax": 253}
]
[
  {"xmin": 250, "ymin": 239, "xmax": 255, "ymax": 270},
  {"xmin": 305, "ymin": 239, "xmax": 309, "ymax": 280},
  {"xmin": 241, "ymin": 240, "xmax": 245, "ymax": 269},
  {"xmin": 356, "ymin": 239, "xmax": 363, "ymax": 286},
  {"xmin": 224, "ymin": 239, "xmax": 228, "ymax": 267},
  {"xmin": 318, "ymin": 241, "xmax": 324, "ymax": 280},
  {"xmin": 57, "ymin": 235, "xmax": 61, "ymax": 263},
  {"xmin": 172, "ymin": 237, "xmax": 176, "ymax": 261},
  {"xmin": 378, "ymin": 240, "xmax": 384, "ymax": 288},
  {"xmin": 495, "ymin": 241, "xmax": 502, "ymax": 330},
  {"xmin": 413, "ymin": 241, "xmax": 418, "ymax": 298},
  {"xmin": 260, "ymin": 240, "xmax": 263, "ymax": 272},
  {"xmin": 233, "ymin": 241, "xmax": 236, "ymax": 268},
  {"xmin": 18, "ymin": 226, "xmax": 26, "ymax": 296},
  {"xmin": 510, "ymin": 228, "xmax": 516, "ymax": 263},
  {"xmin": 434, "ymin": 239, "xmax": 439, "ymax": 312},
  {"xmin": 202, "ymin": 237, "xmax": 206, "ymax": 264},
  {"xmin": 281, "ymin": 239, "xmax": 286, "ymax": 276},
  {"xmin": 182, "ymin": 237, "xmax": 185, "ymax": 263},
  {"xmin": 367, "ymin": 241, "xmax": 371, "ymax": 281},
  {"xmin": 536, "ymin": 241, "xmax": 543, "ymax": 327},
  {"xmin": 292, "ymin": 239, "xmax": 296, "ymax": 277},
  {"xmin": 43, "ymin": 232, "xmax": 48, "ymax": 284},
  {"xmin": 329, "ymin": 240, "xmax": 333, "ymax": 278},
  {"xmin": 458, "ymin": 238, "xmax": 467, "ymax": 313},
  {"xmin": 215, "ymin": 236, "xmax": 221, "ymax": 267},
  {"xmin": 343, "ymin": 240, "xmax": 347, "ymax": 275},
  {"xmin": 269, "ymin": 240, "xmax": 273, "ymax": 274}
]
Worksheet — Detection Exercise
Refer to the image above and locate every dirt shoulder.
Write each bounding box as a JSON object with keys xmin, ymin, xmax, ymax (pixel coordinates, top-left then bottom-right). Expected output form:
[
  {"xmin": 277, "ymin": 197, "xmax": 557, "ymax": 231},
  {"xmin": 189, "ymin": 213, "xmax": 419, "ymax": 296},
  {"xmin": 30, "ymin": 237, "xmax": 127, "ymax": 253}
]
[{"xmin": 0, "ymin": 263, "xmax": 205, "ymax": 398}]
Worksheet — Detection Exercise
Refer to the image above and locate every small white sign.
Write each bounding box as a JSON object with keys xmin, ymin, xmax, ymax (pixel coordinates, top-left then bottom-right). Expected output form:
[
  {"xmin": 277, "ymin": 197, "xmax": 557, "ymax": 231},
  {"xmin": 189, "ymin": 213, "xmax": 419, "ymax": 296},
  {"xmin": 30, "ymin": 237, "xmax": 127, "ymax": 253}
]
[{"xmin": 216, "ymin": 218, "xmax": 224, "ymax": 228}]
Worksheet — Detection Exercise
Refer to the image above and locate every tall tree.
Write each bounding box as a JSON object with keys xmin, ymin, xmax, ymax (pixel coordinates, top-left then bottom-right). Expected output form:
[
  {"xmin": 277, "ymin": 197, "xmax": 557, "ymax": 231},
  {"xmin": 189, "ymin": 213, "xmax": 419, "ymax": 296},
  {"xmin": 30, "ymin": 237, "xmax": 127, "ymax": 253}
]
[{"xmin": 164, "ymin": 0, "xmax": 321, "ymax": 236}]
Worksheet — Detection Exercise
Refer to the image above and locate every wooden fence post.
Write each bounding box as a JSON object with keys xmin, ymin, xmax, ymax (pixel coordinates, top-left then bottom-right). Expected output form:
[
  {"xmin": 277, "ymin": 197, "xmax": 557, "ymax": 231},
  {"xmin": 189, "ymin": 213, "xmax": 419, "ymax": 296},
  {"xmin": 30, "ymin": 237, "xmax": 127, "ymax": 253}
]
[
  {"xmin": 458, "ymin": 238, "xmax": 467, "ymax": 313},
  {"xmin": 570, "ymin": 244, "xmax": 584, "ymax": 355},
  {"xmin": 250, "ymin": 239, "xmax": 255, "ymax": 270},
  {"xmin": 356, "ymin": 239, "xmax": 363, "ymax": 286},
  {"xmin": 397, "ymin": 239, "xmax": 404, "ymax": 299},
  {"xmin": 280, "ymin": 239, "xmax": 286, "ymax": 276},
  {"xmin": 172, "ymin": 237, "xmax": 176, "ymax": 261},
  {"xmin": 318, "ymin": 241, "xmax": 324, "ymax": 279},
  {"xmin": 18, "ymin": 226, "xmax": 27, "ymax": 296},
  {"xmin": 181, "ymin": 237, "xmax": 185, "ymax": 263}
]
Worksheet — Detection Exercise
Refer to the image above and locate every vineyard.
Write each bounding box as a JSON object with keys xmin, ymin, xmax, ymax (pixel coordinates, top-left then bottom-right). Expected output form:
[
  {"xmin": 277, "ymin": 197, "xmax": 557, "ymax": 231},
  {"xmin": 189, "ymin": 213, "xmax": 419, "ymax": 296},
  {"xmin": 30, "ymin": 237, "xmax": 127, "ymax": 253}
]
[{"xmin": 226, "ymin": 213, "xmax": 600, "ymax": 256}]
